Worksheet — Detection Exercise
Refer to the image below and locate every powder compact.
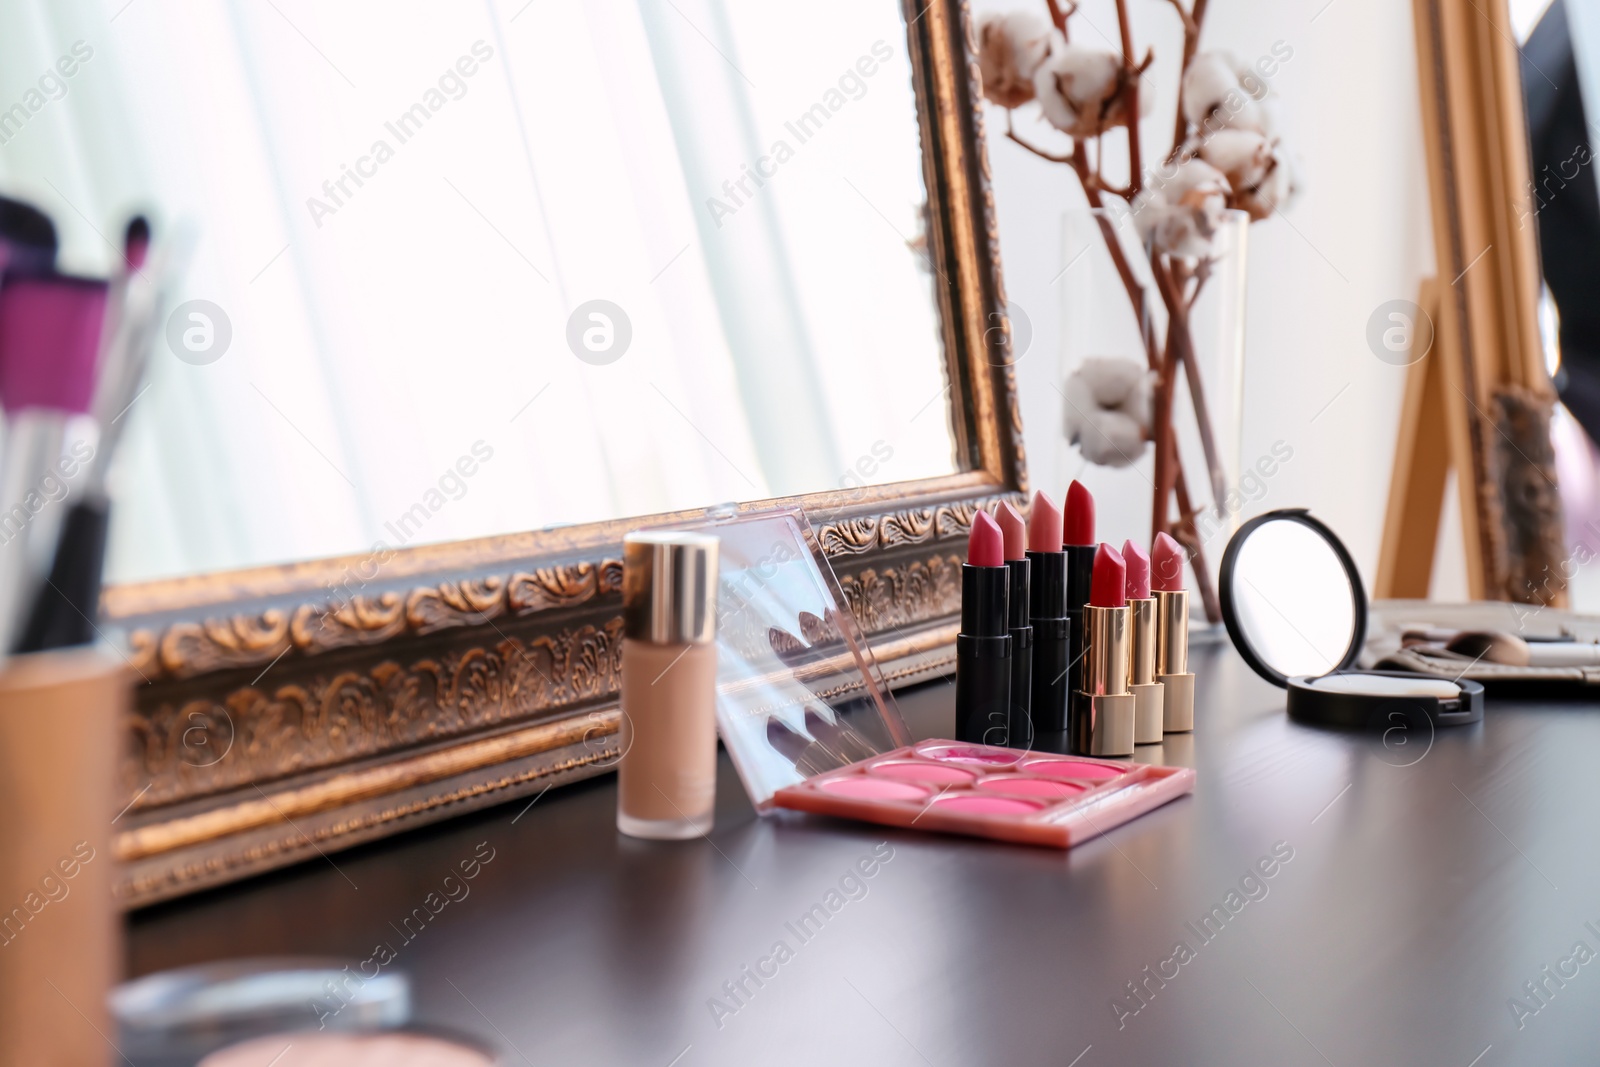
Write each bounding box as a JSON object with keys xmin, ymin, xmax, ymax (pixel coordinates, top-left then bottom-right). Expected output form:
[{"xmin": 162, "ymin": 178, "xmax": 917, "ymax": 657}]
[
  {"xmin": 1219, "ymin": 508, "xmax": 1483, "ymax": 729},
  {"xmin": 685, "ymin": 509, "xmax": 1194, "ymax": 848}
]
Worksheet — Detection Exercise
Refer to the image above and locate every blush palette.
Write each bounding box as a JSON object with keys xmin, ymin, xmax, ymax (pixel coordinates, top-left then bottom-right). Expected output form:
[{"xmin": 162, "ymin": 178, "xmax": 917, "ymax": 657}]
[{"xmin": 773, "ymin": 740, "xmax": 1195, "ymax": 848}]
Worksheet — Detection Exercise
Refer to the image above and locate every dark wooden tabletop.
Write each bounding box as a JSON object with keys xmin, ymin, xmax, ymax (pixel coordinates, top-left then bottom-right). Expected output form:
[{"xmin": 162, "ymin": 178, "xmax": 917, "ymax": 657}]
[{"xmin": 129, "ymin": 640, "xmax": 1600, "ymax": 1065}]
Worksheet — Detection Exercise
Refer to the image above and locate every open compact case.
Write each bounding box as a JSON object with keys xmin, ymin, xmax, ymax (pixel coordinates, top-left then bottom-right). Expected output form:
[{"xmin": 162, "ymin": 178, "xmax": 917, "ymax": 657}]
[
  {"xmin": 1219, "ymin": 509, "xmax": 1483, "ymax": 729},
  {"xmin": 689, "ymin": 508, "xmax": 1195, "ymax": 848}
]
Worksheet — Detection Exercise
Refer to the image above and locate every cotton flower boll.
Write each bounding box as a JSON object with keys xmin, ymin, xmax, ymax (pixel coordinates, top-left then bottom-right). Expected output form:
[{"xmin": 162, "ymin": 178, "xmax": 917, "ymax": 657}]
[
  {"xmin": 1034, "ymin": 45, "xmax": 1142, "ymax": 138},
  {"xmin": 1234, "ymin": 145, "xmax": 1301, "ymax": 220},
  {"xmin": 1182, "ymin": 52, "xmax": 1264, "ymax": 135},
  {"xmin": 977, "ymin": 11, "xmax": 1055, "ymax": 109},
  {"xmin": 1181, "ymin": 54, "xmax": 1239, "ymax": 124},
  {"xmin": 1134, "ymin": 159, "xmax": 1231, "ymax": 259},
  {"xmin": 1064, "ymin": 358, "xmax": 1153, "ymax": 467},
  {"xmin": 1199, "ymin": 129, "xmax": 1273, "ymax": 195},
  {"xmin": 1229, "ymin": 53, "xmax": 1273, "ymax": 101}
]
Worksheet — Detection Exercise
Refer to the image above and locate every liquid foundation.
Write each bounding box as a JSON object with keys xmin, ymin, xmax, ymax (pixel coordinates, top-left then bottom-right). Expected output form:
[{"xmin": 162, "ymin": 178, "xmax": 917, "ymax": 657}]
[{"xmin": 617, "ymin": 531, "xmax": 719, "ymax": 840}]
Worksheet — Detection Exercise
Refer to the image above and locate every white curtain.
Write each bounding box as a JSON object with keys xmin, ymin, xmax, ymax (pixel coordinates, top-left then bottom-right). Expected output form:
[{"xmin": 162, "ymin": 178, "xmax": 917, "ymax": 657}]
[{"xmin": 0, "ymin": 0, "xmax": 953, "ymax": 584}]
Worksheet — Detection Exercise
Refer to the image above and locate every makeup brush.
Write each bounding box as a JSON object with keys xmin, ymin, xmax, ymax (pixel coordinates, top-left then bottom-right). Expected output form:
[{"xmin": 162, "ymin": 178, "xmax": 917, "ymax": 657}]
[
  {"xmin": 1403, "ymin": 626, "xmax": 1580, "ymax": 647},
  {"xmin": 1445, "ymin": 630, "xmax": 1600, "ymax": 668},
  {"xmin": 0, "ymin": 268, "xmax": 109, "ymax": 656},
  {"xmin": 17, "ymin": 218, "xmax": 172, "ymax": 652}
]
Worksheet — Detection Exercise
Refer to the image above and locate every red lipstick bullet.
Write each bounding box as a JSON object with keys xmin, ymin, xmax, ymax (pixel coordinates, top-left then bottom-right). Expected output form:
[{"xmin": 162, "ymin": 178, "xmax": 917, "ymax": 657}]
[
  {"xmin": 1064, "ymin": 480, "xmax": 1095, "ymax": 547},
  {"xmin": 1075, "ymin": 544, "xmax": 1135, "ymax": 756},
  {"xmin": 1151, "ymin": 532, "xmax": 1195, "ymax": 732},
  {"xmin": 956, "ymin": 511, "xmax": 1012, "ymax": 746}
]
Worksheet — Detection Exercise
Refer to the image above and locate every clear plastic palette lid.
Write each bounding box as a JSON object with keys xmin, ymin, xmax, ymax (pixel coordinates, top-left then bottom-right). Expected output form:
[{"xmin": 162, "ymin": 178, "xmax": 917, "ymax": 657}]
[{"xmin": 684, "ymin": 507, "xmax": 911, "ymax": 810}]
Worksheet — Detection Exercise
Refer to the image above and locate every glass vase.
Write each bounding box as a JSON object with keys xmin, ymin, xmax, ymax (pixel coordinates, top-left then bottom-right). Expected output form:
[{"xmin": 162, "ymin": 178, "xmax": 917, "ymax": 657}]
[{"xmin": 1058, "ymin": 206, "xmax": 1251, "ymax": 620}]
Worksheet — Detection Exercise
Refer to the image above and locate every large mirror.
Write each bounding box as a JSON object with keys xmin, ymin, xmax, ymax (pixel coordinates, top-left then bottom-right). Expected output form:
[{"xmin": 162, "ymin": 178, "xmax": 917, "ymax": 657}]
[
  {"xmin": 2, "ymin": 0, "xmax": 962, "ymax": 583},
  {"xmin": 0, "ymin": 0, "xmax": 1021, "ymax": 904}
]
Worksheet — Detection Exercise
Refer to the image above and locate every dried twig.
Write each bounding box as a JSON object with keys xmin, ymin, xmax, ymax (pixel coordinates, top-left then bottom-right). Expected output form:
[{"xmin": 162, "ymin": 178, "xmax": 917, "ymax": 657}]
[
  {"xmin": 1112, "ymin": 0, "xmax": 1143, "ymax": 196},
  {"xmin": 1174, "ymin": 471, "xmax": 1222, "ymax": 622},
  {"xmin": 1153, "ymin": 255, "xmax": 1228, "ymax": 508},
  {"xmin": 1167, "ymin": 0, "xmax": 1211, "ymax": 164},
  {"xmin": 1152, "ymin": 316, "xmax": 1180, "ymax": 536},
  {"xmin": 1045, "ymin": 0, "xmax": 1075, "ymax": 36},
  {"xmin": 1006, "ymin": 113, "xmax": 1074, "ymax": 163},
  {"xmin": 1162, "ymin": 0, "xmax": 1197, "ymax": 37}
]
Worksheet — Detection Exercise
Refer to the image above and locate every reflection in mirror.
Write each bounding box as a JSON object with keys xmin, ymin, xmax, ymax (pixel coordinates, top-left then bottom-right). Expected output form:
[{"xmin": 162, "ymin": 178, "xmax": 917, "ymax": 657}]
[
  {"xmin": 0, "ymin": 0, "xmax": 958, "ymax": 584},
  {"xmin": 1228, "ymin": 519, "xmax": 1357, "ymax": 680}
]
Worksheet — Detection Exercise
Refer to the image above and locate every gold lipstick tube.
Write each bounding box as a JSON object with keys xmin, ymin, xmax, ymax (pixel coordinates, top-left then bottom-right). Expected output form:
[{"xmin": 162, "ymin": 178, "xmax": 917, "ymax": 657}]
[
  {"xmin": 1154, "ymin": 588, "xmax": 1194, "ymax": 733},
  {"xmin": 1075, "ymin": 603, "xmax": 1135, "ymax": 757},
  {"xmin": 1128, "ymin": 596, "xmax": 1165, "ymax": 744}
]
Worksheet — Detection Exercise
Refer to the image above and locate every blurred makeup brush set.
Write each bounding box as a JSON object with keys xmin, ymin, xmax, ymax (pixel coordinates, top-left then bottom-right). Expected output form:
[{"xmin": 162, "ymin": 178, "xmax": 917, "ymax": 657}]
[{"xmin": 0, "ymin": 193, "xmax": 178, "ymax": 661}]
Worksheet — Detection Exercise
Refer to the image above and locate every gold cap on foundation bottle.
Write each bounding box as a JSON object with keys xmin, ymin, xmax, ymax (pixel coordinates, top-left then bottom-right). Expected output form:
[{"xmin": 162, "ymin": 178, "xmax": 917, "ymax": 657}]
[{"xmin": 623, "ymin": 532, "xmax": 718, "ymax": 644}]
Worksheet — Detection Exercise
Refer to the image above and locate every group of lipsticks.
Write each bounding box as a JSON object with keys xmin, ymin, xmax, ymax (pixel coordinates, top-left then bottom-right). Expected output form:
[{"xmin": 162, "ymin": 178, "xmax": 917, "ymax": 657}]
[{"xmin": 955, "ymin": 481, "xmax": 1194, "ymax": 756}]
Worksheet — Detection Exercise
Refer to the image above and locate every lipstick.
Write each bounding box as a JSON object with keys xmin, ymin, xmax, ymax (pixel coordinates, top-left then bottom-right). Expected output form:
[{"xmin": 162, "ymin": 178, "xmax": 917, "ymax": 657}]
[
  {"xmin": 1073, "ymin": 544, "xmax": 1136, "ymax": 756},
  {"xmin": 1123, "ymin": 540, "xmax": 1165, "ymax": 744},
  {"xmin": 1152, "ymin": 532, "xmax": 1195, "ymax": 733},
  {"xmin": 1024, "ymin": 491, "xmax": 1071, "ymax": 752},
  {"xmin": 955, "ymin": 510, "xmax": 1013, "ymax": 746},
  {"xmin": 994, "ymin": 501, "xmax": 1033, "ymax": 749},
  {"xmin": 1062, "ymin": 481, "xmax": 1097, "ymax": 752}
]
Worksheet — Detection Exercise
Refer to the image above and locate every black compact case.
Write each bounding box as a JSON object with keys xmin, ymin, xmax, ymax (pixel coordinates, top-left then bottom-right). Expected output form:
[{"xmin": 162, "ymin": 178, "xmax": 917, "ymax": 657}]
[
  {"xmin": 1220, "ymin": 509, "xmax": 1484, "ymax": 731},
  {"xmin": 1284, "ymin": 672, "xmax": 1484, "ymax": 730}
]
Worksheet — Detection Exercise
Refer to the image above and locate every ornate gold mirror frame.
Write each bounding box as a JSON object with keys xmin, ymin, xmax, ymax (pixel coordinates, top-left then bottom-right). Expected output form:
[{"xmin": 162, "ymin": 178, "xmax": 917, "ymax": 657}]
[{"xmin": 103, "ymin": 0, "xmax": 1025, "ymax": 907}]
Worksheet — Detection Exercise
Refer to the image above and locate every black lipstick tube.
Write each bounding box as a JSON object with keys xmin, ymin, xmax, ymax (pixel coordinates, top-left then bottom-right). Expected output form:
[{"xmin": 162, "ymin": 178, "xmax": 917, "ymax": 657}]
[
  {"xmin": 1004, "ymin": 556, "xmax": 1033, "ymax": 750},
  {"xmin": 955, "ymin": 563, "xmax": 1012, "ymax": 746},
  {"xmin": 1026, "ymin": 548, "xmax": 1070, "ymax": 751},
  {"xmin": 1064, "ymin": 543, "xmax": 1097, "ymax": 753}
]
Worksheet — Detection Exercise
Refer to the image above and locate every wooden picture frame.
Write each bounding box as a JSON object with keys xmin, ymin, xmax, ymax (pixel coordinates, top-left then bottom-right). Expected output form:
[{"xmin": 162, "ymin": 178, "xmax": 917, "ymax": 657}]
[
  {"xmin": 1378, "ymin": 0, "xmax": 1566, "ymax": 604},
  {"xmin": 102, "ymin": 0, "xmax": 1026, "ymax": 907}
]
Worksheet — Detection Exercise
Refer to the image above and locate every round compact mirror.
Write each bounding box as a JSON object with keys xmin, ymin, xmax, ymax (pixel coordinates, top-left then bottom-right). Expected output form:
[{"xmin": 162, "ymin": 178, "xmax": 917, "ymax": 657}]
[
  {"xmin": 1220, "ymin": 510, "xmax": 1365, "ymax": 686},
  {"xmin": 1220, "ymin": 509, "xmax": 1482, "ymax": 729}
]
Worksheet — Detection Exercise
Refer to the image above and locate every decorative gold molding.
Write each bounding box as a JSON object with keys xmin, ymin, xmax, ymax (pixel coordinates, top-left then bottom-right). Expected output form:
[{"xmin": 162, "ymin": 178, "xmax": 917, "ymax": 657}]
[
  {"xmin": 118, "ymin": 709, "xmax": 618, "ymax": 861},
  {"xmin": 126, "ymin": 618, "xmax": 625, "ymax": 809},
  {"xmin": 128, "ymin": 496, "xmax": 1019, "ymax": 684},
  {"xmin": 117, "ymin": 743, "xmax": 623, "ymax": 905}
]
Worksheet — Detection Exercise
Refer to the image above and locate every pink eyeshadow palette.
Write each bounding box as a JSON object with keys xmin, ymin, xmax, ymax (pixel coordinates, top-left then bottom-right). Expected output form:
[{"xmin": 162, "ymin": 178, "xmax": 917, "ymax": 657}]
[
  {"xmin": 1023, "ymin": 759, "xmax": 1124, "ymax": 781},
  {"xmin": 818, "ymin": 777, "xmax": 929, "ymax": 801},
  {"xmin": 913, "ymin": 743, "xmax": 1028, "ymax": 767},
  {"xmin": 773, "ymin": 739, "xmax": 1195, "ymax": 848},
  {"xmin": 866, "ymin": 760, "xmax": 978, "ymax": 786},
  {"xmin": 975, "ymin": 776, "xmax": 1086, "ymax": 799}
]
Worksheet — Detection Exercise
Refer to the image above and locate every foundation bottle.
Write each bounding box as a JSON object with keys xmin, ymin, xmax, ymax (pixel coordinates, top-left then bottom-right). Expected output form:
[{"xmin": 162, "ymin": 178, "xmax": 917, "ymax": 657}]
[{"xmin": 617, "ymin": 530, "xmax": 720, "ymax": 839}]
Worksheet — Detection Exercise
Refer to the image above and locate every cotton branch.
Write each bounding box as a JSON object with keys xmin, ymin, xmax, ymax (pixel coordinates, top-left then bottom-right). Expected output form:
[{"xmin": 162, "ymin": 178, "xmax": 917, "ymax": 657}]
[
  {"xmin": 1045, "ymin": 0, "xmax": 1075, "ymax": 36},
  {"xmin": 1112, "ymin": 0, "xmax": 1143, "ymax": 196},
  {"xmin": 1168, "ymin": 0, "xmax": 1211, "ymax": 164},
  {"xmin": 1006, "ymin": 112, "xmax": 1075, "ymax": 164}
]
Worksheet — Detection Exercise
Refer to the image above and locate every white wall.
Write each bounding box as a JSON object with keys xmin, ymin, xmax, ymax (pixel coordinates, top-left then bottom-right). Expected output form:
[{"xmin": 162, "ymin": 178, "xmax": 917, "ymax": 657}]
[{"xmin": 977, "ymin": 0, "xmax": 1459, "ymax": 598}]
